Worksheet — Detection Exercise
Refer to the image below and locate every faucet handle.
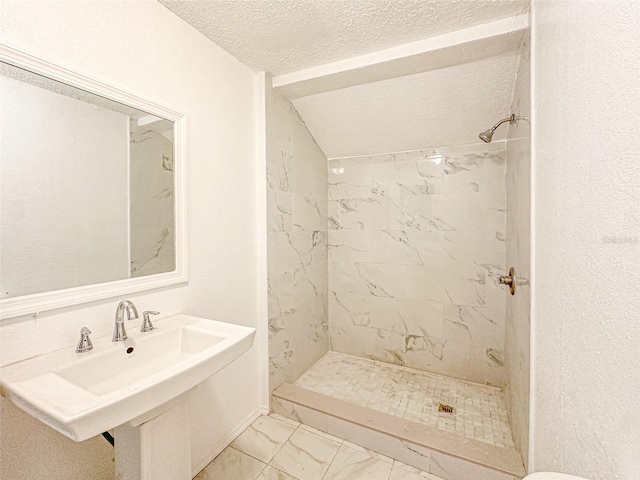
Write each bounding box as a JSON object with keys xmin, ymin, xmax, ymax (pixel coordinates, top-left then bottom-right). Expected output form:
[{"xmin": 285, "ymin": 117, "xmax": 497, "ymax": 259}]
[
  {"xmin": 140, "ymin": 311, "xmax": 160, "ymax": 332},
  {"xmin": 76, "ymin": 327, "xmax": 93, "ymax": 353}
]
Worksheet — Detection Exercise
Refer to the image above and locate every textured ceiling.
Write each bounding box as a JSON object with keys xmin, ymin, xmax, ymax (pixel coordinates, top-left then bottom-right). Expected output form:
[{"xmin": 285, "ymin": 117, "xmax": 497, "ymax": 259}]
[
  {"xmin": 159, "ymin": 0, "xmax": 529, "ymax": 157},
  {"xmin": 158, "ymin": 0, "xmax": 529, "ymax": 75},
  {"xmin": 293, "ymin": 51, "xmax": 522, "ymax": 158}
]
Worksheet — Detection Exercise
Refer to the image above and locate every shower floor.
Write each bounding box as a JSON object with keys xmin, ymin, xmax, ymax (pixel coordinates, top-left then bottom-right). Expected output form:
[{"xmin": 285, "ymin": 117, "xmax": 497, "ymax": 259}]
[{"xmin": 295, "ymin": 351, "xmax": 515, "ymax": 450}]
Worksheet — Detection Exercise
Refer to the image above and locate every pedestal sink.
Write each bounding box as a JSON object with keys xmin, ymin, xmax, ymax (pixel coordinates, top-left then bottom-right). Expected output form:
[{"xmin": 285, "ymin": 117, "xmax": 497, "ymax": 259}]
[{"xmin": 0, "ymin": 314, "xmax": 256, "ymax": 479}]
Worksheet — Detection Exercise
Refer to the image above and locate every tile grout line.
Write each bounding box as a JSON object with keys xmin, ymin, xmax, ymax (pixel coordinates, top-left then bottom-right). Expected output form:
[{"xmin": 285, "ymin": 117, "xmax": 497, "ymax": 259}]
[{"xmin": 319, "ymin": 438, "xmax": 344, "ymax": 480}]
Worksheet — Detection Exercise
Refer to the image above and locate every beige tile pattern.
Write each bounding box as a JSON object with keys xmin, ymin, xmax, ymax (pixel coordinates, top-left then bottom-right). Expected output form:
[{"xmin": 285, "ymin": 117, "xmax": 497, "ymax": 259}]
[
  {"xmin": 295, "ymin": 352, "xmax": 514, "ymax": 449},
  {"xmin": 196, "ymin": 414, "xmax": 442, "ymax": 480}
]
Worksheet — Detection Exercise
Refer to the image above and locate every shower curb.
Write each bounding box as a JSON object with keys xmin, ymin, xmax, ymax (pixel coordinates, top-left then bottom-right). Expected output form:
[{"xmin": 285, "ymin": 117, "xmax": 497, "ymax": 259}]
[{"xmin": 272, "ymin": 383, "xmax": 525, "ymax": 480}]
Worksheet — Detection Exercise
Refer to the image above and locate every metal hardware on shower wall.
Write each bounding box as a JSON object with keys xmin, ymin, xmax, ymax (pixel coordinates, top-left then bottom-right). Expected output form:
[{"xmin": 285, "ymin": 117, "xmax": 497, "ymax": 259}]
[{"xmin": 498, "ymin": 267, "xmax": 516, "ymax": 295}]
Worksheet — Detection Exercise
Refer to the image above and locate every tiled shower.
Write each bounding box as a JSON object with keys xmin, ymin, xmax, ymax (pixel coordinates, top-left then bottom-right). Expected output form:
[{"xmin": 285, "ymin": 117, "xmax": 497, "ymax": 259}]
[
  {"xmin": 327, "ymin": 143, "xmax": 507, "ymax": 386},
  {"xmin": 266, "ymin": 30, "xmax": 530, "ymax": 478}
]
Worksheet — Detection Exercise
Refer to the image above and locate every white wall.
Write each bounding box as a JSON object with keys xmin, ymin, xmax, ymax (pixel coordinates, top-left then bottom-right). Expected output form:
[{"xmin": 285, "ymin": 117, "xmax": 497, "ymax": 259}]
[
  {"xmin": 505, "ymin": 31, "xmax": 531, "ymax": 468},
  {"xmin": 532, "ymin": 1, "xmax": 640, "ymax": 478},
  {"xmin": 0, "ymin": 75, "xmax": 130, "ymax": 298},
  {"xmin": 0, "ymin": 1, "xmax": 266, "ymax": 478}
]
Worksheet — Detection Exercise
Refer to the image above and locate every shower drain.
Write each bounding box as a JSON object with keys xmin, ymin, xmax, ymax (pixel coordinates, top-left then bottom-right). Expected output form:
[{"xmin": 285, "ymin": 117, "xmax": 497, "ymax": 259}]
[{"xmin": 438, "ymin": 403, "xmax": 455, "ymax": 414}]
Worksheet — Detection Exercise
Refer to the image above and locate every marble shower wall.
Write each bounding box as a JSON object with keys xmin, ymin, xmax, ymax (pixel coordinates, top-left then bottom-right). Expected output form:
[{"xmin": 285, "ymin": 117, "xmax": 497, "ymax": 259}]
[
  {"xmin": 129, "ymin": 120, "xmax": 175, "ymax": 277},
  {"xmin": 328, "ymin": 143, "xmax": 507, "ymax": 386},
  {"xmin": 266, "ymin": 79, "xmax": 329, "ymax": 395},
  {"xmin": 504, "ymin": 31, "xmax": 531, "ymax": 465}
]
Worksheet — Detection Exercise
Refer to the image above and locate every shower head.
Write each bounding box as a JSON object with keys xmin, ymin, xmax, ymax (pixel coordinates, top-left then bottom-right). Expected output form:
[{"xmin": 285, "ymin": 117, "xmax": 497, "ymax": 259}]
[
  {"xmin": 479, "ymin": 128, "xmax": 495, "ymax": 143},
  {"xmin": 479, "ymin": 114, "xmax": 516, "ymax": 143}
]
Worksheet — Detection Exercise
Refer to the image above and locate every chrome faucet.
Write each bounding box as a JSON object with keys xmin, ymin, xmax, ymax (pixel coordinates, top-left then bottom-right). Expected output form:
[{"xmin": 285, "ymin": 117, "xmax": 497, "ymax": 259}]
[
  {"xmin": 75, "ymin": 327, "xmax": 94, "ymax": 353},
  {"xmin": 113, "ymin": 300, "xmax": 139, "ymax": 342}
]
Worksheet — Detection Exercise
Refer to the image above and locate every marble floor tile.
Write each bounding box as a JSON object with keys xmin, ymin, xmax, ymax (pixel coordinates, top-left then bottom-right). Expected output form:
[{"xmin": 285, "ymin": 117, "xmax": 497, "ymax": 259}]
[
  {"xmin": 323, "ymin": 443, "xmax": 393, "ymax": 480},
  {"xmin": 270, "ymin": 427, "xmax": 341, "ymax": 480},
  {"xmin": 231, "ymin": 415, "xmax": 298, "ymax": 463},
  {"xmin": 257, "ymin": 465, "xmax": 299, "ymax": 480},
  {"xmin": 199, "ymin": 415, "xmax": 437, "ymax": 480},
  {"xmin": 195, "ymin": 446, "xmax": 266, "ymax": 480}
]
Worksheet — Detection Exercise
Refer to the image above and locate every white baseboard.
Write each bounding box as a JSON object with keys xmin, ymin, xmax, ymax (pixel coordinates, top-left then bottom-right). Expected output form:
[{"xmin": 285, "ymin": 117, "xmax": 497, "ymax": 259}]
[{"xmin": 191, "ymin": 404, "xmax": 269, "ymax": 478}]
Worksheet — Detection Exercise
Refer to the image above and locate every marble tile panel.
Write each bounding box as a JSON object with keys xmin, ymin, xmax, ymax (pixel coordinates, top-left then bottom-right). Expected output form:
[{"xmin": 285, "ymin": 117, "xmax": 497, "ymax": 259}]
[
  {"xmin": 403, "ymin": 194, "xmax": 479, "ymax": 233},
  {"xmin": 441, "ymin": 149, "xmax": 506, "ymax": 195},
  {"xmin": 292, "ymin": 262, "xmax": 327, "ymax": 306},
  {"xmin": 442, "ymin": 304, "xmax": 505, "ymax": 349},
  {"xmin": 387, "ymin": 175, "xmax": 446, "ymax": 197},
  {"xmin": 195, "ymin": 446, "xmax": 266, "ymax": 480},
  {"xmin": 441, "ymin": 231, "xmax": 506, "ymax": 270},
  {"xmin": 230, "ymin": 415, "xmax": 297, "ymax": 464},
  {"xmin": 322, "ymin": 443, "xmax": 393, "ymax": 480},
  {"xmin": 328, "ymin": 261, "xmax": 382, "ymax": 297},
  {"xmin": 292, "ymin": 194, "xmax": 326, "ymax": 231},
  {"xmin": 367, "ymin": 231, "xmax": 427, "ymax": 266},
  {"xmin": 331, "ymin": 197, "xmax": 387, "ymax": 231},
  {"xmin": 287, "ymin": 162, "xmax": 313, "ymax": 198},
  {"xmin": 328, "ymin": 177, "xmax": 389, "ymax": 202},
  {"xmin": 484, "ymin": 266, "xmax": 509, "ymax": 310},
  {"xmin": 267, "ymin": 82, "xmax": 328, "ymax": 397},
  {"xmin": 268, "ymin": 270, "xmax": 295, "ymax": 321},
  {"xmin": 268, "ymin": 232, "xmax": 305, "ymax": 275},
  {"xmin": 403, "ymin": 341, "xmax": 504, "ymax": 386},
  {"xmin": 270, "ymin": 427, "xmax": 340, "ymax": 480},
  {"xmin": 329, "ymin": 291, "xmax": 444, "ymax": 338},
  {"xmin": 504, "ymin": 32, "xmax": 531, "ymax": 465},
  {"xmin": 327, "ymin": 200, "xmax": 341, "ymax": 230},
  {"xmin": 310, "ymin": 162, "xmax": 328, "ymax": 199},
  {"xmin": 269, "ymin": 299, "xmax": 329, "ymax": 388},
  {"xmin": 326, "ymin": 143, "xmax": 508, "ymax": 386},
  {"xmin": 266, "ymin": 107, "xmax": 292, "ymax": 194},
  {"xmin": 330, "ymin": 322, "xmax": 406, "ymax": 366},
  {"xmin": 289, "ymin": 230, "xmax": 328, "ymax": 266},
  {"xmin": 328, "ymin": 230, "xmax": 370, "ymax": 264},
  {"xmin": 267, "ymin": 189, "xmax": 292, "ymax": 233},
  {"xmin": 292, "ymin": 117, "xmax": 326, "ymax": 167},
  {"xmin": 340, "ymin": 263, "xmax": 486, "ymax": 307}
]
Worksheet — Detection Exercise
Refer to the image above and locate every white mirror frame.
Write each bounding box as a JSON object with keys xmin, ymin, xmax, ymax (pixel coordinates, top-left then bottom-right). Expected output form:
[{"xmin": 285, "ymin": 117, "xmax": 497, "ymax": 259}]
[{"xmin": 0, "ymin": 44, "xmax": 188, "ymax": 319}]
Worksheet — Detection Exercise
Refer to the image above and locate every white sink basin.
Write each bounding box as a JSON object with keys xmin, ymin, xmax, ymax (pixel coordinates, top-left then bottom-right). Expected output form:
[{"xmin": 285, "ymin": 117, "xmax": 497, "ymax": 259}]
[{"xmin": 0, "ymin": 314, "xmax": 255, "ymax": 441}]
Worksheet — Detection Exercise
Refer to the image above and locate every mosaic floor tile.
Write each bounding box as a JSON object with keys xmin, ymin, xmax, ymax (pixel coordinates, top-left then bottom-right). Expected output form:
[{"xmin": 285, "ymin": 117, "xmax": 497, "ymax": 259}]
[{"xmin": 295, "ymin": 352, "xmax": 515, "ymax": 449}]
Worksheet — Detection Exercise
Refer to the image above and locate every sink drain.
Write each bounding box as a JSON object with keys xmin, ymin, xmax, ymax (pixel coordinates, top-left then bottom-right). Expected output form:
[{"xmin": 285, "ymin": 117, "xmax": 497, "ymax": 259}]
[{"xmin": 438, "ymin": 403, "xmax": 454, "ymax": 414}]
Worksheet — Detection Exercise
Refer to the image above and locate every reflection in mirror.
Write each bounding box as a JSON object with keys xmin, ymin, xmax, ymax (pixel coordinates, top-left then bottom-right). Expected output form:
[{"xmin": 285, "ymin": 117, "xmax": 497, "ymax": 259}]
[{"xmin": 0, "ymin": 61, "xmax": 175, "ymax": 299}]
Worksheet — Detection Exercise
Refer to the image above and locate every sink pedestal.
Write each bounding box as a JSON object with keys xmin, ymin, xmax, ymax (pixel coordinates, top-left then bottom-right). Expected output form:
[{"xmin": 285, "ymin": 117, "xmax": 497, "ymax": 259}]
[{"xmin": 115, "ymin": 398, "xmax": 191, "ymax": 480}]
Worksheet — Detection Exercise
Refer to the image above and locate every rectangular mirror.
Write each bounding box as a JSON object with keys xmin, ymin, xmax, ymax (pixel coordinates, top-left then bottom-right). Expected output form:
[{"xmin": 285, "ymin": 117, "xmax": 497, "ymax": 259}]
[{"xmin": 0, "ymin": 46, "xmax": 186, "ymax": 319}]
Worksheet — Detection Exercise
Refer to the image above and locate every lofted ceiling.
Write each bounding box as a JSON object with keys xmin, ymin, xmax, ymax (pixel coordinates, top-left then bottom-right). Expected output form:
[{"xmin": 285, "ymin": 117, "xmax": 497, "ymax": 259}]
[{"xmin": 159, "ymin": 0, "xmax": 530, "ymax": 157}]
